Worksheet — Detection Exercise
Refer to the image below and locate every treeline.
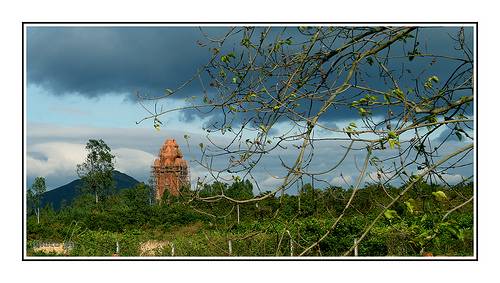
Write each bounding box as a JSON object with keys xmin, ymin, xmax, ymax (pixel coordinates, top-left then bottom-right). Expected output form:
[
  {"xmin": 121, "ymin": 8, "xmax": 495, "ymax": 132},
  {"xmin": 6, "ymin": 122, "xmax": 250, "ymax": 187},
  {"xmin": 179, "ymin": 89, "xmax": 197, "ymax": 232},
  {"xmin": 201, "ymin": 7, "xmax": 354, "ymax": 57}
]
[{"xmin": 26, "ymin": 180, "xmax": 474, "ymax": 256}]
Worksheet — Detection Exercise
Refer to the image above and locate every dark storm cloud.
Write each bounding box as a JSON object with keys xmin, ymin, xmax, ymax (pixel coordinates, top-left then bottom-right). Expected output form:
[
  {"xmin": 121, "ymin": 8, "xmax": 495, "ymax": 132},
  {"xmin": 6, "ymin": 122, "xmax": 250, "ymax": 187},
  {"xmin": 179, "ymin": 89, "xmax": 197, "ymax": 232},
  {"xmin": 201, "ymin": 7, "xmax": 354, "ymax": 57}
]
[
  {"xmin": 27, "ymin": 26, "xmax": 474, "ymax": 124},
  {"xmin": 27, "ymin": 26, "xmax": 213, "ymax": 97}
]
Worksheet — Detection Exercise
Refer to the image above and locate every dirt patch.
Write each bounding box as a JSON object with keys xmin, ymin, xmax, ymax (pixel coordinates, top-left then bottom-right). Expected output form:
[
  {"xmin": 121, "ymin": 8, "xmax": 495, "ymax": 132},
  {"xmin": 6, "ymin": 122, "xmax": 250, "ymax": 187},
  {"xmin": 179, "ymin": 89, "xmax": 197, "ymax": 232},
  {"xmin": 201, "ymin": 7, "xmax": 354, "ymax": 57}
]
[
  {"xmin": 139, "ymin": 240, "xmax": 170, "ymax": 256},
  {"xmin": 33, "ymin": 243, "xmax": 71, "ymax": 255}
]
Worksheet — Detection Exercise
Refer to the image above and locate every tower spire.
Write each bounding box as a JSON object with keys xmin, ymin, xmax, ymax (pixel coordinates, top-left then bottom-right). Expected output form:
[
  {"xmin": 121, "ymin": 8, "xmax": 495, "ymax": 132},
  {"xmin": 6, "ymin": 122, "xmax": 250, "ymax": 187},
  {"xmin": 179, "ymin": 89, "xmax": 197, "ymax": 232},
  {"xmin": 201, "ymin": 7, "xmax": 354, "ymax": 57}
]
[{"xmin": 151, "ymin": 138, "xmax": 190, "ymax": 200}]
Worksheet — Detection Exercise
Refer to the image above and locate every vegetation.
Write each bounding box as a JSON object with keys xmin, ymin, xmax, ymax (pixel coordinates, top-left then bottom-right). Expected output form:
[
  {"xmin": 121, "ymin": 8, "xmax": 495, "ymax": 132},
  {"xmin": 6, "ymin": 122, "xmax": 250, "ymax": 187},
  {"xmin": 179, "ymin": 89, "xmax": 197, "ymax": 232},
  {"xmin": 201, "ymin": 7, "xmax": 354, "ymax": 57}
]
[
  {"xmin": 76, "ymin": 139, "xmax": 116, "ymax": 204},
  {"xmin": 27, "ymin": 26, "xmax": 474, "ymax": 257},
  {"xmin": 26, "ymin": 179, "xmax": 473, "ymax": 257},
  {"xmin": 135, "ymin": 26, "xmax": 473, "ymax": 257},
  {"xmin": 28, "ymin": 176, "xmax": 46, "ymax": 224}
]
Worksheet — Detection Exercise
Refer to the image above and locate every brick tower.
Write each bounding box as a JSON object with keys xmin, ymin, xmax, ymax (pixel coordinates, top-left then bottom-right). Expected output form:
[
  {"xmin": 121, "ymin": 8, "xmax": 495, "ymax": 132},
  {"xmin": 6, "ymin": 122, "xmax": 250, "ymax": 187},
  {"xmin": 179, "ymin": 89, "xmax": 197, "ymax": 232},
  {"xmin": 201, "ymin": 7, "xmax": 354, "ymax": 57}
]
[{"xmin": 151, "ymin": 139, "xmax": 190, "ymax": 200}]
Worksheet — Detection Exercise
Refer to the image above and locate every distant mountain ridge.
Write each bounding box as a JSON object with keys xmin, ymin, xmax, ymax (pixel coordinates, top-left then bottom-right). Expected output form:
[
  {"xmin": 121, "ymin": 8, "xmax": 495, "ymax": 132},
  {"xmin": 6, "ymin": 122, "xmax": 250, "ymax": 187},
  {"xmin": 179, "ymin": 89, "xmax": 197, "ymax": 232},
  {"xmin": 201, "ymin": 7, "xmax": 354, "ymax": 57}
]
[{"xmin": 40, "ymin": 171, "xmax": 141, "ymax": 210}]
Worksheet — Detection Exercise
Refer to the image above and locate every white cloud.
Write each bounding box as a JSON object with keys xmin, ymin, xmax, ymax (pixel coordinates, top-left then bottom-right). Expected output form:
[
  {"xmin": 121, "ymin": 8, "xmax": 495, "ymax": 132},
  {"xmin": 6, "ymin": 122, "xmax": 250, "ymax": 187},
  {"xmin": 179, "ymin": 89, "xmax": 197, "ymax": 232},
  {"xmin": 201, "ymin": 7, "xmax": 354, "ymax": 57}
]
[
  {"xmin": 415, "ymin": 168, "xmax": 467, "ymax": 185},
  {"xmin": 26, "ymin": 122, "xmax": 473, "ymax": 190},
  {"xmin": 439, "ymin": 173, "xmax": 467, "ymax": 185},
  {"xmin": 27, "ymin": 142, "xmax": 86, "ymax": 179},
  {"xmin": 114, "ymin": 147, "xmax": 156, "ymax": 179},
  {"xmin": 260, "ymin": 175, "xmax": 283, "ymax": 188},
  {"xmin": 331, "ymin": 175, "xmax": 352, "ymax": 187}
]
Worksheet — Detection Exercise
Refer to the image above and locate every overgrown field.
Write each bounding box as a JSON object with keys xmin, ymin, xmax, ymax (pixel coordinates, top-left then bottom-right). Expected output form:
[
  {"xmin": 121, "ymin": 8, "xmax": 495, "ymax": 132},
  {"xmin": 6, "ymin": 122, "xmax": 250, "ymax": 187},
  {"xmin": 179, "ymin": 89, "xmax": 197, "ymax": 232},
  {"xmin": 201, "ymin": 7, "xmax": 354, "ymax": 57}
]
[{"xmin": 26, "ymin": 181, "xmax": 474, "ymax": 257}]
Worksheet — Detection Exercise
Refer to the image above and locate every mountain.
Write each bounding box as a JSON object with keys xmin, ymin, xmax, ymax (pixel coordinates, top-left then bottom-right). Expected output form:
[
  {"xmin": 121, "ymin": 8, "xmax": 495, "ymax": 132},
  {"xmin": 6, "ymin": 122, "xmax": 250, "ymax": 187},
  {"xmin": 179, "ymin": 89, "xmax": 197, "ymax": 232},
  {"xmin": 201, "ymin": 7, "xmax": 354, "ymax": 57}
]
[{"xmin": 40, "ymin": 171, "xmax": 141, "ymax": 210}]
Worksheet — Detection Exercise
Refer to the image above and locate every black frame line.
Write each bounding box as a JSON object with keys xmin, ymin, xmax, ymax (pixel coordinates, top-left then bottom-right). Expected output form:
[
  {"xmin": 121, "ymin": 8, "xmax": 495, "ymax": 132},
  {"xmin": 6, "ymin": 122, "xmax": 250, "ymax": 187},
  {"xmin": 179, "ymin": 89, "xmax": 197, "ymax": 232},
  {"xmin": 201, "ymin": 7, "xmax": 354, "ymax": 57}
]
[{"xmin": 22, "ymin": 21, "xmax": 478, "ymax": 261}]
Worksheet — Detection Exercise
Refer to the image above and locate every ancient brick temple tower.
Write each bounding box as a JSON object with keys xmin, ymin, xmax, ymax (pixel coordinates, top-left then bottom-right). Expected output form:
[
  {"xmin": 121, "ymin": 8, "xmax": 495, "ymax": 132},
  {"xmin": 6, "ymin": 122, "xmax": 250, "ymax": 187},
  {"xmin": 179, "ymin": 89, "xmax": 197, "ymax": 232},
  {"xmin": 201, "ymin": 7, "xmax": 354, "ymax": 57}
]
[{"xmin": 151, "ymin": 139, "xmax": 190, "ymax": 200}]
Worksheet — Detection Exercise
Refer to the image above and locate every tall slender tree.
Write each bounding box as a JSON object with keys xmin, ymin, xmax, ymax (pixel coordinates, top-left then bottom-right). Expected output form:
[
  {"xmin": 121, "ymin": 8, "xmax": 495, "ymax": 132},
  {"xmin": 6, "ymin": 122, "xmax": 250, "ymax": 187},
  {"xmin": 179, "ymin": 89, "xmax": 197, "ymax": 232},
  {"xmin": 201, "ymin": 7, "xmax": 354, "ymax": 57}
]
[
  {"xmin": 76, "ymin": 139, "xmax": 115, "ymax": 204},
  {"xmin": 30, "ymin": 176, "xmax": 46, "ymax": 224}
]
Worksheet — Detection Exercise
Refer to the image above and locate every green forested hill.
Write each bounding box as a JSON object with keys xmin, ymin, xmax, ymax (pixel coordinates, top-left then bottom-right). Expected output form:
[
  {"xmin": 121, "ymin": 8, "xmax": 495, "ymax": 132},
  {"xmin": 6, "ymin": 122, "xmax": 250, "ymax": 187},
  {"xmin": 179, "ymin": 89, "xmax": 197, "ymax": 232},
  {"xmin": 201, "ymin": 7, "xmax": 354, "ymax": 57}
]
[{"xmin": 39, "ymin": 171, "xmax": 140, "ymax": 210}]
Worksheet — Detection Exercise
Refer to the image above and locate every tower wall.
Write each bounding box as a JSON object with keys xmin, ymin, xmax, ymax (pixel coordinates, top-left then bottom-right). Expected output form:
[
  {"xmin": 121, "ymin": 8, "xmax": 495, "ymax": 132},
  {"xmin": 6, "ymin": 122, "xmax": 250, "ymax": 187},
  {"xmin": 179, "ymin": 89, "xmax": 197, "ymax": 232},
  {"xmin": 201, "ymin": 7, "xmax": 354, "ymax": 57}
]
[{"xmin": 151, "ymin": 139, "xmax": 190, "ymax": 200}]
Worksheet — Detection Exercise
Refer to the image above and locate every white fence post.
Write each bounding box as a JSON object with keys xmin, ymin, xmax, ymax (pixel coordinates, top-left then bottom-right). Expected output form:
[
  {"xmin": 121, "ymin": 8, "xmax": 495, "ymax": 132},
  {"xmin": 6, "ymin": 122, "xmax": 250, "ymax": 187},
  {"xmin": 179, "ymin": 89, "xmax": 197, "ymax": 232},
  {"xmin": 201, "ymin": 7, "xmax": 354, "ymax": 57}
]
[
  {"xmin": 228, "ymin": 240, "xmax": 232, "ymax": 256},
  {"xmin": 237, "ymin": 204, "xmax": 240, "ymax": 224},
  {"xmin": 354, "ymin": 238, "xmax": 358, "ymax": 256}
]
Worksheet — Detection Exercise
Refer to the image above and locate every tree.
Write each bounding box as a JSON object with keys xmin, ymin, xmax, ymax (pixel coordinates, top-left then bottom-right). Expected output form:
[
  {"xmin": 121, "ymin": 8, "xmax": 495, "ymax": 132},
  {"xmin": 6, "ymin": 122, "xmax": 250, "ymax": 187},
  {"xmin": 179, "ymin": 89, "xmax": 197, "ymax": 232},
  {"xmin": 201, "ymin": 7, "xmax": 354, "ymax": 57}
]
[
  {"xmin": 138, "ymin": 26, "xmax": 474, "ymax": 256},
  {"xmin": 225, "ymin": 178, "xmax": 254, "ymax": 200},
  {"xmin": 123, "ymin": 183, "xmax": 151, "ymax": 209},
  {"xmin": 76, "ymin": 139, "xmax": 116, "ymax": 204},
  {"xmin": 29, "ymin": 176, "xmax": 46, "ymax": 224},
  {"xmin": 147, "ymin": 175, "xmax": 157, "ymax": 206},
  {"xmin": 225, "ymin": 178, "xmax": 254, "ymax": 223}
]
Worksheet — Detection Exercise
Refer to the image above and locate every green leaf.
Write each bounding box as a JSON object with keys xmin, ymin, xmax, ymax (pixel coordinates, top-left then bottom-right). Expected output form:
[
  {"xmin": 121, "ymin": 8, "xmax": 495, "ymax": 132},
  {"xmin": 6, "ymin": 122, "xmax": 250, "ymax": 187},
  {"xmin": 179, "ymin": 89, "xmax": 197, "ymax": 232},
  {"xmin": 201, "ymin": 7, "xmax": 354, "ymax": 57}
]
[
  {"xmin": 424, "ymin": 76, "xmax": 439, "ymax": 89},
  {"xmin": 259, "ymin": 124, "xmax": 268, "ymax": 133},
  {"xmin": 432, "ymin": 190, "xmax": 448, "ymax": 201},
  {"xmin": 430, "ymin": 75, "xmax": 439, "ymax": 83},
  {"xmin": 219, "ymin": 69, "xmax": 226, "ymax": 78},
  {"xmin": 358, "ymin": 107, "xmax": 370, "ymax": 116},
  {"xmin": 392, "ymin": 88, "xmax": 405, "ymax": 100},
  {"xmin": 154, "ymin": 118, "xmax": 163, "ymax": 125},
  {"xmin": 384, "ymin": 92, "xmax": 390, "ymax": 102},
  {"xmin": 404, "ymin": 199, "xmax": 415, "ymax": 214},
  {"xmin": 232, "ymin": 77, "xmax": 238, "ymax": 84},
  {"xmin": 427, "ymin": 115, "xmax": 438, "ymax": 124},
  {"xmin": 388, "ymin": 139, "xmax": 396, "ymax": 149},
  {"xmin": 240, "ymin": 38, "xmax": 251, "ymax": 48},
  {"xmin": 387, "ymin": 131, "xmax": 400, "ymax": 149},
  {"xmin": 388, "ymin": 138, "xmax": 400, "ymax": 149},
  {"xmin": 221, "ymin": 53, "xmax": 235, "ymax": 63},
  {"xmin": 384, "ymin": 209, "xmax": 398, "ymax": 220}
]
